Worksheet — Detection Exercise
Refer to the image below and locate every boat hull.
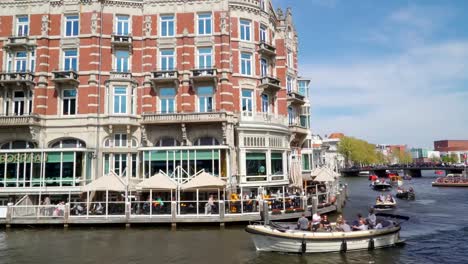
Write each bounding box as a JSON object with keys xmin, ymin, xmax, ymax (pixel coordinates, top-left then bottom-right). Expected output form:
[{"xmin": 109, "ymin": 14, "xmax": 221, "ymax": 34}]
[
  {"xmin": 246, "ymin": 225, "xmax": 401, "ymax": 253},
  {"xmin": 396, "ymin": 192, "xmax": 415, "ymax": 200},
  {"xmin": 432, "ymin": 182, "xmax": 468, "ymax": 187}
]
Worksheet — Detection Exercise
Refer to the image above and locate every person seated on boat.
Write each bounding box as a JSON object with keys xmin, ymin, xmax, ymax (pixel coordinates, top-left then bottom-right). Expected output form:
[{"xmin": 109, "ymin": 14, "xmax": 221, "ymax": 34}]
[
  {"xmin": 409, "ymin": 187, "xmax": 414, "ymax": 193},
  {"xmin": 311, "ymin": 212, "xmax": 321, "ymax": 231},
  {"xmin": 396, "ymin": 187, "xmax": 403, "ymax": 194},
  {"xmin": 385, "ymin": 194, "xmax": 395, "ymax": 203},
  {"xmin": 337, "ymin": 219, "xmax": 352, "ymax": 232},
  {"xmin": 297, "ymin": 213, "xmax": 309, "ymax": 231},
  {"xmin": 320, "ymin": 214, "xmax": 332, "ymax": 231},
  {"xmin": 374, "ymin": 219, "xmax": 383, "ymax": 229},
  {"xmin": 379, "ymin": 194, "xmax": 385, "ymax": 202},
  {"xmin": 352, "ymin": 219, "xmax": 369, "ymax": 231},
  {"xmin": 367, "ymin": 208, "xmax": 377, "ymax": 228},
  {"xmin": 336, "ymin": 214, "xmax": 343, "ymax": 224}
]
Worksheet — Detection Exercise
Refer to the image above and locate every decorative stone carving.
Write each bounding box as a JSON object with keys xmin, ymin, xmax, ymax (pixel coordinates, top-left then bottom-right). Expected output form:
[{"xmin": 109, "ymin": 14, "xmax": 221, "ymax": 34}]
[
  {"xmin": 144, "ymin": 16, "xmax": 152, "ymax": 37},
  {"xmin": 276, "ymin": 8, "xmax": 284, "ymax": 19},
  {"xmin": 222, "ymin": 122, "xmax": 227, "ymax": 145},
  {"xmin": 91, "ymin": 12, "xmax": 98, "ymax": 35},
  {"xmin": 220, "ymin": 12, "xmax": 228, "ymax": 35},
  {"xmin": 30, "ymin": 126, "xmax": 41, "ymax": 144},
  {"xmin": 41, "ymin": 15, "xmax": 49, "ymax": 37}
]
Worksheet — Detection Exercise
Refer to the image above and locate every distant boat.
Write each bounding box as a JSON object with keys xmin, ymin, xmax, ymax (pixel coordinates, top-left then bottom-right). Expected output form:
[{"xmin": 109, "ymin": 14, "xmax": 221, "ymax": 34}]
[
  {"xmin": 432, "ymin": 174, "xmax": 468, "ymax": 187},
  {"xmin": 359, "ymin": 171, "xmax": 370, "ymax": 177},
  {"xmin": 371, "ymin": 180, "xmax": 392, "ymax": 191}
]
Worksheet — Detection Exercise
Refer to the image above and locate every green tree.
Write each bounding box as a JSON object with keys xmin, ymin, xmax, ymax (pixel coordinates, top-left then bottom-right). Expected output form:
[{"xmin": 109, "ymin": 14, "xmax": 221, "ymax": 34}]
[{"xmin": 338, "ymin": 136, "xmax": 382, "ymax": 166}]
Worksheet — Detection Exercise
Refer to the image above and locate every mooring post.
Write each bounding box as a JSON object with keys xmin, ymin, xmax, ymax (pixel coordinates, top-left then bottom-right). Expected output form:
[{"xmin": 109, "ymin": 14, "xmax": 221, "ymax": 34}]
[
  {"xmin": 64, "ymin": 203, "xmax": 70, "ymax": 228},
  {"xmin": 125, "ymin": 202, "xmax": 131, "ymax": 228},
  {"xmin": 219, "ymin": 200, "xmax": 225, "ymax": 224},
  {"xmin": 312, "ymin": 196, "xmax": 318, "ymax": 215},
  {"xmin": 262, "ymin": 200, "xmax": 269, "ymax": 225},
  {"xmin": 171, "ymin": 201, "xmax": 177, "ymax": 230},
  {"xmin": 5, "ymin": 203, "xmax": 12, "ymax": 228}
]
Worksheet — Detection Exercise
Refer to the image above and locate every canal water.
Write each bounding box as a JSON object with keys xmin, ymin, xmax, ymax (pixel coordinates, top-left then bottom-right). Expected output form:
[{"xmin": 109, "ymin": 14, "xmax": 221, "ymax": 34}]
[{"xmin": 0, "ymin": 176, "xmax": 466, "ymax": 264}]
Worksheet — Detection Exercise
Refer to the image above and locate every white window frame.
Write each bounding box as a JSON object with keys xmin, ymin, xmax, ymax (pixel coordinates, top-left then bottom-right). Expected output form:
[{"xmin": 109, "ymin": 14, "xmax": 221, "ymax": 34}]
[
  {"xmin": 114, "ymin": 133, "xmax": 128, "ymax": 147},
  {"xmin": 115, "ymin": 15, "xmax": 131, "ymax": 36},
  {"xmin": 159, "ymin": 49, "xmax": 175, "ymax": 70},
  {"xmin": 261, "ymin": 93, "xmax": 269, "ymax": 113},
  {"xmin": 240, "ymin": 52, "xmax": 253, "ymax": 76},
  {"xmin": 197, "ymin": 13, "xmax": 212, "ymax": 35},
  {"xmin": 240, "ymin": 19, "xmax": 251, "ymax": 41},
  {"xmin": 287, "ymin": 50, "xmax": 293, "ymax": 68},
  {"xmin": 113, "ymin": 86, "xmax": 128, "ymax": 114},
  {"xmin": 197, "ymin": 86, "xmax": 214, "ymax": 113},
  {"xmin": 159, "ymin": 87, "xmax": 176, "ymax": 114},
  {"xmin": 14, "ymin": 51, "xmax": 27, "ymax": 72},
  {"xmin": 260, "ymin": 24, "xmax": 267, "ymax": 43},
  {"xmin": 62, "ymin": 89, "xmax": 77, "ymax": 116},
  {"xmin": 160, "ymin": 15, "xmax": 175, "ymax": 37},
  {"xmin": 241, "ymin": 89, "xmax": 254, "ymax": 117},
  {"xmin": 197, "ymin": 47, "xmax": 212, "ymax": 69},
  {"xmin": 114, "ymin": 50, "xmax": 130, "ymax": 72},
  {"xmin": 63, "ymin": 49, "xmax": 78, "ymax": 71},
  {"xmin": 64, "ymin": 14, "xmax": 79, "ymax": 37},
  {"xmin": 16, "ymin": 16, "xmax": 29, "ymax": 37},
  {"xmin": 260, "ymin": 58, "xmax": 268, "ymax": 77}
]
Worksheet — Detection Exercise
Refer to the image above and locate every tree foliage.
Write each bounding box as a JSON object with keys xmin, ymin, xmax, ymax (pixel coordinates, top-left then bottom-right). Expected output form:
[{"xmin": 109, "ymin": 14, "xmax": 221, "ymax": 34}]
[{"xmin": 338, "ymin": 136, "xmax": 381, "ymax": 166}]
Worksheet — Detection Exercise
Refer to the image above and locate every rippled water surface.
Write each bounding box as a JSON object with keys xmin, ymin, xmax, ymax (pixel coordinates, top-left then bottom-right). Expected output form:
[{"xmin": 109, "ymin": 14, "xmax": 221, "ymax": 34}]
[{"xmin": 0, "ymin": 176, "xmax": 467, "ymax": 264}]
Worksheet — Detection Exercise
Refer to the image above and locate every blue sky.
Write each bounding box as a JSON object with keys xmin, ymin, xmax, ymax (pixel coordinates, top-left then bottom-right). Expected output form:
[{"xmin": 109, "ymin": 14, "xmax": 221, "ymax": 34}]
[{"xmin": 273, "ymin": 0, "xmax": 468, "ymax": 148}]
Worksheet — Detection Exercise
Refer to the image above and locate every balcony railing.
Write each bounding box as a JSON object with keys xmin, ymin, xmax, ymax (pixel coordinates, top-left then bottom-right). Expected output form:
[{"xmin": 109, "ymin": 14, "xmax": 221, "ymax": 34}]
[
  {"xmin": 0, "ymin": 114, "xmax": 41, "ymax": 127},
  {"xmin": 142, "ymin": 111, "xmax": 230, "ymax": 124},
  {"xmin": 0, "ymin": 72, "xmax": 35, "ymax": 86},
  {"xmin": 259, "ymin": 76, "xmax": 281, "ymax": 93},
  {"xmin": 109, "ymin": 71, "xmax": 132, "ymax": 81},
  {"xmin": 190, "ymin": 68, "xmax": 217, "ymax": 82},
  {"xmin": 52, "ymin": 70, "xmax": 79, "ymax": 84},
  {"xmin": 111, "ymin": 34, "xmax": 132, "ymax": 46},
  {"xmin": 4, "ymin": 35, "xmax": 35, "ymax": 49},
  {"xmin": 258, "ymin": 41, "xmax": 276, "ymax": 57},
  {"xmin": 239, "ymin": 112, "xmax": 288, "ymax": 126},
  {"xmin": 287, "ymin": 91, "xmax": 306, "ymax": 105},
  {"xmin": 288, "ymin": 120, "xmax": 309, "ymax": 135},
  {"xmin": 150, "ymin": 69, "xmax": 178, "ymax": 85}
]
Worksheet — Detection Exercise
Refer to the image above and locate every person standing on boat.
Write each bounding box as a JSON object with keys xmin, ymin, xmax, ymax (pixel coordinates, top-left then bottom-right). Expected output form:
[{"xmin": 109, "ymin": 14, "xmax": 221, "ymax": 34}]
[
  {"xmin": 297, "ymin": 213, "xmax": 309, "ymax": 231},
  {"xmin": 367, "ymin": 208, "xmax": 376, "ymax": 228},
  {"xmin": 311, "ymin": 212, "xmax": 321, "ymax": 231}
]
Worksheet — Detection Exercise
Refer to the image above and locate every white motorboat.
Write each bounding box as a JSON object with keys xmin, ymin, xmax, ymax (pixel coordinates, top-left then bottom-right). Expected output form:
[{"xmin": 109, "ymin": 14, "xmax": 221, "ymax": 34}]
[
  {"xmin": 371, "ymin": 180, "xmax": 392, "ymax": 191},
  {"xmin": 246, "ymin": 219, "xmax": 404, "ymax": 254},
  {"xmin": 374, "ymin": 199, "xmax": 397, "ymax": 211}
]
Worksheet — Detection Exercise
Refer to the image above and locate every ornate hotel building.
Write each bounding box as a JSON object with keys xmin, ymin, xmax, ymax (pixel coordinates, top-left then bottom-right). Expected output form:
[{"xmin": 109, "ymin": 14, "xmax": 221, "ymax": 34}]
[{"xmin": 0, "ymin": 0, "xmax": 311, "ymax": 201}]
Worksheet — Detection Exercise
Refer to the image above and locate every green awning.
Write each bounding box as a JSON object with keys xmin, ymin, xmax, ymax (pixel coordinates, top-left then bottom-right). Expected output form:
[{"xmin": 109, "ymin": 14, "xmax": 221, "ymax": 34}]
[{"xmin": 246, "ymin": 153, "xmax": 266, "ymax": 161}]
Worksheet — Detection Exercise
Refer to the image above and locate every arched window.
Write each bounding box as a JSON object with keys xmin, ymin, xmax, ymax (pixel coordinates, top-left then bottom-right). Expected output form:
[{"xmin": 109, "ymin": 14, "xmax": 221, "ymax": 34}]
[
  {"xmin": 155, "ymin": 137, "xmax": 180, "ymax": 147},
  {"xmin": 50, "ymin": 138, "xmax": 86, "ymax": 148},
  {"xmin": 194, "ymin": 137, "xmax": 219, "ymax": 146},
  {"xmin": 1, "ymin": 140, "xmax": 35, "ymax": 149}
]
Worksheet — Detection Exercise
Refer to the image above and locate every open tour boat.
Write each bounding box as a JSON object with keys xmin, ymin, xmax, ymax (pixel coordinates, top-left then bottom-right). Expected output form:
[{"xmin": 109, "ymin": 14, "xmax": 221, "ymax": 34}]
[{"xmin": 245, "ymin": 218, "xmax": 405, "ymax": 254}]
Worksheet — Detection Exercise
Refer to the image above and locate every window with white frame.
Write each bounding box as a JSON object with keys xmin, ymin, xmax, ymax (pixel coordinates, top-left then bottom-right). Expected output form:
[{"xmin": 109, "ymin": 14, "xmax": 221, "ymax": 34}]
[
  {"xmin": 240, "ymin": 19, "xmax": 251, "ymax": 41},
  {"xmin": 261, "ymin": 93, "xmax": 269, "ymax": 113},
  {"xmin": 241, "ymin": 89, "xmax": 253, "ymax": 116},
  {"xmin": 115, "ymin": 50, "xmax": 129, "ymax": 72},
  {"xmin": 160, "ymin": 15, "xmax": 175, "ymax": 37},
  {"xmin": 16, "ymin": 16, "xmax": 29, "ymax": 36},
  {"xmin": 288, "ymin": 106, "xmax": 295, "ymax": 125},
  {"xmin": 160, "ymin": 49, "xmax": 175, "ymax": 70},
  {"xmin": 197, "ymin": 13, "xmax": 212, "ymax": 35},
  {"xmin": 240, "ymin": 52, "xmax": 252, "ymax": 75},
  {"xmin": 65, "ymin": 15, "xmax": 79, "ymax": 37},
  {"xmin": 287, "ymin": 50, "xmax": 293, "ymax": 67},
  {"xmin": 286, "ymin": 76, "xmax": 293, "ymax": 93},
  {"xmin": 198, "ymin": 86, "xmax": 213, "ymax": 112},
  {"xmin": 197, "ymin": 47, "xmax": 212, "ymax": 69},
  {"xmin": 9, "ymin": 90, "xmax": 33, "ymax": 116},
  {"xmin": 260, "ymin": 24, "xmax": 267, "ymax": 43},
  {"xmin": 30, "ymin": 51, "xmax": 35, "ymax": 72},
  {"xmin": 115, "ymin": 15, "xmax": 130, "ymax": 35},
  {"xmin": 63, "ymin": 49, "xmax": 78, "ymax": 71},
  {"xmin": 113, "ymin": 87, "xmax": 127, "ymax": 114},
  {"xmin": 14, "ymin": 51, "xmax": 27, "ymax": 72},
  {"xmin": 62, "ymin": 89, "xmax": 77, "ymax": 115},
  {"xmin": 159, "ymin": 88, "xmax": 175, "ymax": 114},
  {"xmin": 114, "ymin": 133, "xmax": 128, "ymax": 147},
  {"xmin": 260, "ymin": 58, "xmax": 268, "ymax": 77},
  {"xmin": 260, "ymin": 0, "xmax": 266, "ymax": 11}
]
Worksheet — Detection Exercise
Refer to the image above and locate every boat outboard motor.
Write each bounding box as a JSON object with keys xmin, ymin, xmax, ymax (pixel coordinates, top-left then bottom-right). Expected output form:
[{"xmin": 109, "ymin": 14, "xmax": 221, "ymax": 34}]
[
  {"xmin": 368, "ymin": 238, "xmax": 375, "ymax": 250},
  {"xmin": 301, "ymin": 239, "xmax": 306, "ymax": 254},
  {"xmin": 340, "ymin": 239, "xmax": 347, "ymax": 253}
]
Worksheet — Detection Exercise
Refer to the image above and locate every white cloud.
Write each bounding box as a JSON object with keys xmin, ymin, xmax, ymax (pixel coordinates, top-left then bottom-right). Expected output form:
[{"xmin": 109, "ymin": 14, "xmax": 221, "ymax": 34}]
[{"xmin": 303, "ymin": 40, "xmax": 468, "ymax": 148}]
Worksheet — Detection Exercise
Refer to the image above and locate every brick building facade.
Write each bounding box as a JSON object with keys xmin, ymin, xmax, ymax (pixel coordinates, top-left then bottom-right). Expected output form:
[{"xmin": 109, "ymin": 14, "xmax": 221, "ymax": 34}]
[{"xmin": 0, "ymin": 0, "xmax": 311, "ymax": 201}]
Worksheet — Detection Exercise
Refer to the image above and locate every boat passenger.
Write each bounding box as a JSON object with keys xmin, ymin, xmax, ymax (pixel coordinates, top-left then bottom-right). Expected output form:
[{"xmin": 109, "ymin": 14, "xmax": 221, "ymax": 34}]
[
  {"xmin": 409, "ymin": 187, "xmax": 414, "ymax": 193},
  {"xmin": 385, "ymin": 195, "xmax": 395, "ymax": 203},
  {"xmin": 297, "ymin": 213, "xmax": 309, "ymax": 231},
  {"xmin": 374, "ymin": 219, "xmax": 383, "ymax": 229},
  {"xmin": 311, "ymin": 212, "xmax": 321, "ymax": 231},
  {"xmin": 367, "ymin": 208, "xmax": 377, "ymax": 228},
  {"xmin": 352, "ymin": 220, "xmax": 368, "ymax": 231},
  {"xmin": 338, "ymin": 220, "xmax": 352, "ymax": 232},
  {"xmin": 320, "ymin": 214, "xmax": 332, "ymax": 231}
]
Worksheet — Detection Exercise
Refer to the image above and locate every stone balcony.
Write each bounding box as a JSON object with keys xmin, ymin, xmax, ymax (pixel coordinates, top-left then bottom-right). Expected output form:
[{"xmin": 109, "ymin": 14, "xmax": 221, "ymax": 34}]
[
  {"xmin": 142, "ymin": 111, "xmax": 232, "ymax": 125},
  {"xmin": 111, "ymin": 34, "xmax": 132, "ymax": 50},
  {"xmin": 0, "ymin": 114, "xmax": 41, "ymax": 127},
  {"xmin": 287, "ymin": 91, "xmax": 306, "ymax": 105},
  {"xmin": 109, "ymin": 71, "xmax": 133, "ymax": 82},
  {"xmin": 288, "ymin": 122, "xmax": 309, "ymax": 136},
  {"xmin": 190, "ymin": 68, "xmax": 217, "ymax": 83},
  {"xmin": 4, "ymin": 36, "xmax": 36, "ymax": 50},
  {"xmin": 239, "ymin": 112, "xmax": 288, "ymax": 127},
  {"xmin": 150, "ymin": 69, "xmax": 179, "ymax": 86},
  {"xmin": 259, "ymin": 76, "xmax": 281, "ymax": 94},
  {"xmin": 52, "ymin": 70, "xmax": 79, "ymax": 85},
  {"xmin": 0, "ymin": 72, "xmax": 35, "ymax": 87},
  {"xmin": 258, "ymin": 41, "xmax": 276, "ymax": 57}
]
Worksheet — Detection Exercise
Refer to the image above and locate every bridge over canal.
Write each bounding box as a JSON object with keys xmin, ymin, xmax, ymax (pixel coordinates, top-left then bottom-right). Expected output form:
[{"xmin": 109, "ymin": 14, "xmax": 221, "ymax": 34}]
[{"xmin": 341, "ymin": 166, "xmax": 466, "ymax": 178}]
